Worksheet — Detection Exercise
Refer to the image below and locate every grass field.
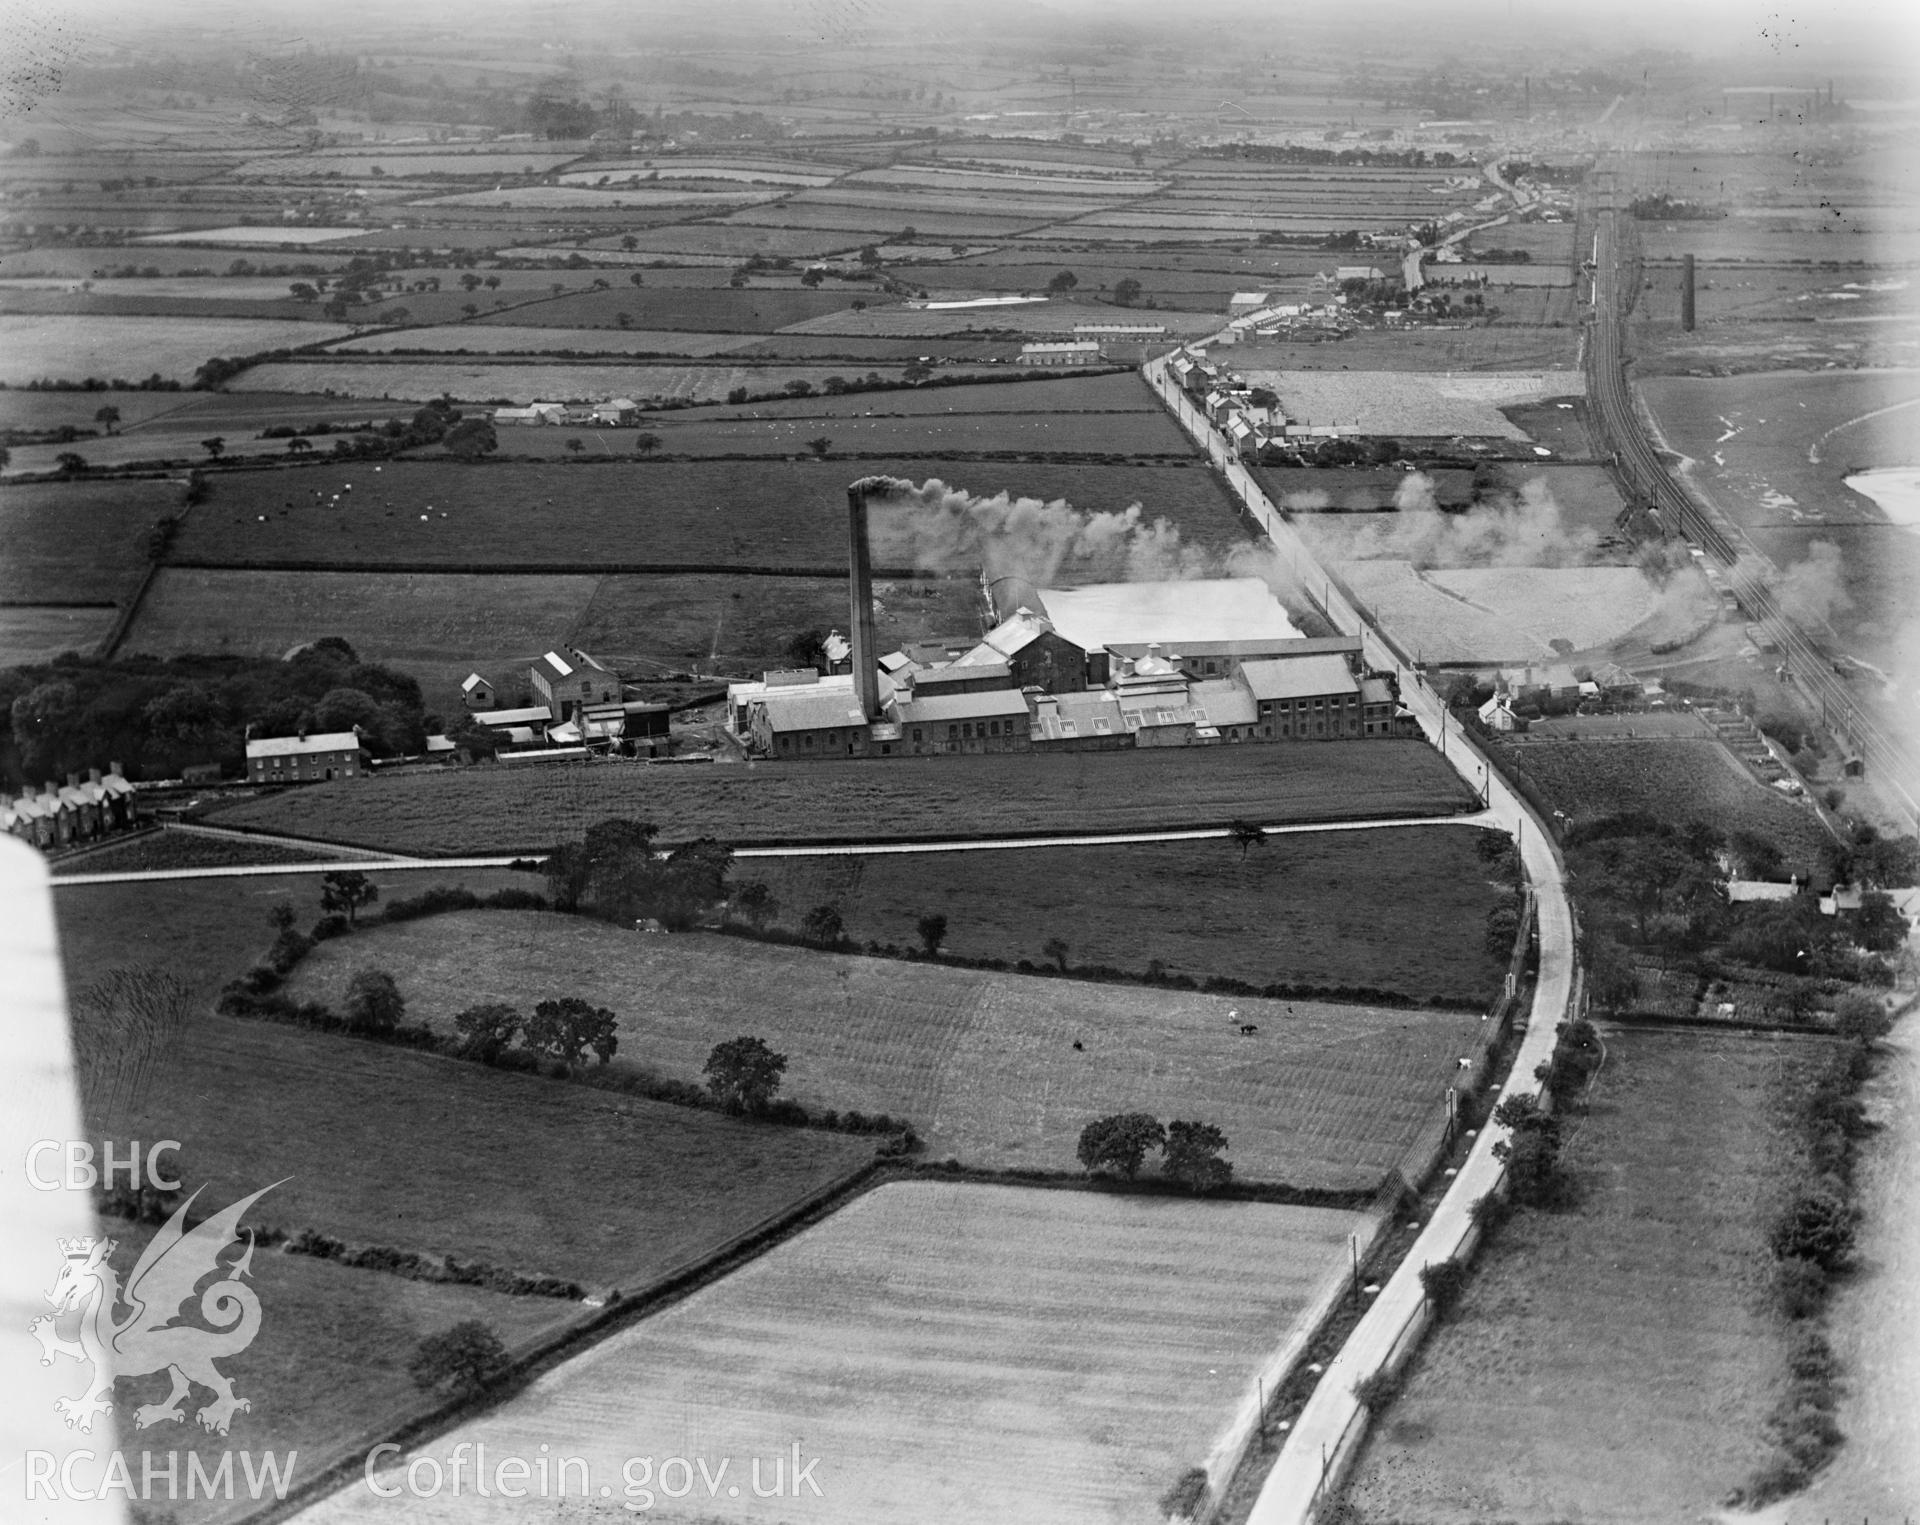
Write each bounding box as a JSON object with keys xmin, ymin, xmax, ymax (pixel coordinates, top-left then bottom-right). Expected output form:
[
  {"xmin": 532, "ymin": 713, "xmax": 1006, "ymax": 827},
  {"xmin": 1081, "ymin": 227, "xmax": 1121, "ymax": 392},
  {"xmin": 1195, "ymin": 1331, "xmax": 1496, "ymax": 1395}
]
[
  {"xmin": 167, "ymin": 459, "xmax": 1247, "ymax": 570},
  {"xmin": 1491, "ymin": 737, "xmax": 1835, "ymax": 871},
  {"xmin": 1340, "ymin": 1027, "xmax": 1818, "ymax": 1521},
  {"xmin": 1242, "ymin": 370, "xmax": 1583, "ymax": 439},
  {"xmin": 1333, "ymin": 561, "xmax": 1669, "ymax": 662},
  {"xmin": 0, "ymin": 476, "xmax": 179, "ymax": 600},
  {"xmin": 0, "ymin": 314, "xmax": 356, "ymax": 383},
  {"xmin": 0, "ymin": 605, "xmax": 117, "ymax": 666},
  {"xmin": 301, "ymin": 1183, "xmax": 1367, "ymax": 1525},
  {"xmin": 199, "ymin": 739, "xmax": 1475, "ymax": 854},
  {"xmin": 123, "ymin": 567, "xmax": 604, "ymax": 695},
  {"xmin": 473, "ymin": 286, "xmax": 880, "ymax": 332},
  {"xmin": 51, "ymin": 828, "xmax": 334, "ymax": 875},
  {"xmin": 231, "ymin": 359, "xmax": 915, "ymax": 405},
  {"xmin": 737, "ymin": 828, "xmax": 1511, "ymax": 1005},
  {"xmin": 281, "ymin": 909, "xmax": 1484, "ymax": 1188}
]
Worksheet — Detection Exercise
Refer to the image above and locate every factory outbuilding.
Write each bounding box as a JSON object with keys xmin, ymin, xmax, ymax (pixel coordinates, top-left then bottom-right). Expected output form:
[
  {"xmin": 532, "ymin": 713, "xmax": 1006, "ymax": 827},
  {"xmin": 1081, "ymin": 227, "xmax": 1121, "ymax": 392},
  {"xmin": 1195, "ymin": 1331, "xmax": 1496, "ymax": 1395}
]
[{"xmin": 531, "ymin": 648, "xmax": 622, "ymax": 723}]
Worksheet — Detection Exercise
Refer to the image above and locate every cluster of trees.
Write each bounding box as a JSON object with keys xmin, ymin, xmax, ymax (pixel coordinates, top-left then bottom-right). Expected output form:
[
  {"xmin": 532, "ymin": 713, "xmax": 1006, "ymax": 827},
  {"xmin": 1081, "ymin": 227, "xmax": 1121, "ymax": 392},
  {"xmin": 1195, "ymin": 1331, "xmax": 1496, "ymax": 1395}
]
[
  {"xmin": 1629, "ymin": 192, "xmax": 1725, "ymax": 221},
  {"xmin": 2, "ymin": 637, "xmax": 430, "ymax": 785},
  {"xmin": 1076, "ymin": 1113, "xmax": 1232, "ymax": 1193},
  {"xmin": 453, "ymin": 996, "xmax": 619, "ymax": 1072},
  {"xmin": 542, "ymin": 818, "xmax": 733, "ymax": 930}
]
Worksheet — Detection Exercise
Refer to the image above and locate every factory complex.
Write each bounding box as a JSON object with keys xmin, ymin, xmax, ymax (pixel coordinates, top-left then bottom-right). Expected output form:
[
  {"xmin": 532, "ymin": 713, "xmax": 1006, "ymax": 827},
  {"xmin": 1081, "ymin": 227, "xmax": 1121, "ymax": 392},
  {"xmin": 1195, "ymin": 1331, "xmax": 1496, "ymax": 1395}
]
[{"xmin": 729, "ymin": 481, "xmax": 1415, "ymax": 760}]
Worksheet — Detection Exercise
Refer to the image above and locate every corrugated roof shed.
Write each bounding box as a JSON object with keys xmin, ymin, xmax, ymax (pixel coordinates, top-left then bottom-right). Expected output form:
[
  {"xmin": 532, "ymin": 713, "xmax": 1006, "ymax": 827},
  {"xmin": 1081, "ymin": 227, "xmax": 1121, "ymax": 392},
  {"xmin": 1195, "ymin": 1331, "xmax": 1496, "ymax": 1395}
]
[
  {"xmin": 895, "ymin": 690, "xmax": 1030, "ymax": 724},
  {"xmin": 1240, "ymin": 654, "xmax": 1359, "ymax": 701},
  {"xmin": 1188, "ymin": 678, "xmax": 1258, "ymax": 727},
  {"xmin": 756, "ymin": 691, "xmax": 869, "ymax": 732}
]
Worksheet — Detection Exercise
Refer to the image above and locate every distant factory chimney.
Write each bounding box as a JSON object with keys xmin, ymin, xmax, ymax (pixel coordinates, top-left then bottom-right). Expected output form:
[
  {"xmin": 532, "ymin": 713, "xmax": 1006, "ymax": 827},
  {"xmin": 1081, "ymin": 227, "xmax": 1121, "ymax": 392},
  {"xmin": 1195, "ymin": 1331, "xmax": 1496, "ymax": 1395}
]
[
  {"xmin": 1681, "ymin": 253, "xmax": 1696, "ymax": 331},
  {"xmin": 845, "ymin": 479, "xmax": 883, "ymax": 722}
]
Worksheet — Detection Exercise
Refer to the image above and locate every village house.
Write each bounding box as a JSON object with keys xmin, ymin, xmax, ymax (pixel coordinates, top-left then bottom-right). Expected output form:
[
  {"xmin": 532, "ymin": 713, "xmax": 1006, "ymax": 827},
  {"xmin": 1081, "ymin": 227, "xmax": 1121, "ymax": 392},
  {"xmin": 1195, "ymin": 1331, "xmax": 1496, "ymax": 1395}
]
[
  {"xmin": 460, "ymin": 672, "xmax": 495, "ymax": 709},
  {"xmin": 245, "ymin": 731, "xmax": 368, "ymax": 784}
]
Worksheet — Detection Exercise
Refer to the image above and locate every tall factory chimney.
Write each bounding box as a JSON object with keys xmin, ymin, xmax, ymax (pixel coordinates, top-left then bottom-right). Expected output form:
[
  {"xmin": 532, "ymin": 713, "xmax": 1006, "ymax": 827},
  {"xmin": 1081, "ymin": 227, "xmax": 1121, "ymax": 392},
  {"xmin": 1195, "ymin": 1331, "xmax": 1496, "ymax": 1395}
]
[
  {"xmin": 845, "ymin": 479, "xmax": 882, "ymax": 722},
  {"xmin": 1681, "ymin": 253, "xmax": 1696, "ymax": 331}
]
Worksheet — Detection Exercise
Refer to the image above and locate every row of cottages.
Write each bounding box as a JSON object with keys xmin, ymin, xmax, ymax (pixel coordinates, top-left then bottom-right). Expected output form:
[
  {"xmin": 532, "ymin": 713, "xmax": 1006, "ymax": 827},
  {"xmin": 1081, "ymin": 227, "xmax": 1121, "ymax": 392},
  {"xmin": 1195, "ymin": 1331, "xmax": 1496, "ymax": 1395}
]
[
  {"xmin": 1168, "ymin": 351, "xmax": 1287, "ymax": 459},
  {"xmin": 1017, "ymin": 340, "xmax": 1103, "ymax": 367},
  {"xmin": 3, "ymin": 767, "xmax": 138, "ymax": 849},
  {"xmin": 729, "ymin": 618, "xmax": 1411, "ymax": 761},
  {"xmin": 491, "ymin": 399, "xmax": 639, "ymax": 428}
]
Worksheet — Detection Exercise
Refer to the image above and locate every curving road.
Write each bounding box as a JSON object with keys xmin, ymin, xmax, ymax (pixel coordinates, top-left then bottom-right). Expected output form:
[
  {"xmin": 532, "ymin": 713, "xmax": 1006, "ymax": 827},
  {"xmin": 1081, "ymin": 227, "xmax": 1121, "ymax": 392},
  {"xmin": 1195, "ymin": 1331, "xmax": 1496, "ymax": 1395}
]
[{"xmin": 1142, "ymin": 357, "xmax": 1577, "ymax": 1525}]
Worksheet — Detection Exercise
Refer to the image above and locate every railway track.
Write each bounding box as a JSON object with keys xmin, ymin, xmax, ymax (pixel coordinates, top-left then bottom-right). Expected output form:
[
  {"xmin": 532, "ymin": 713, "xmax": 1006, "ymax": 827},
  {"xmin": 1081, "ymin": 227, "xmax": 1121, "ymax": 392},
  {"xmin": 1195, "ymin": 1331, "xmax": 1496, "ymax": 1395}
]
[{"xmin": 1586, "ymin": 209, "xmax": 1920, "ymax": 827}]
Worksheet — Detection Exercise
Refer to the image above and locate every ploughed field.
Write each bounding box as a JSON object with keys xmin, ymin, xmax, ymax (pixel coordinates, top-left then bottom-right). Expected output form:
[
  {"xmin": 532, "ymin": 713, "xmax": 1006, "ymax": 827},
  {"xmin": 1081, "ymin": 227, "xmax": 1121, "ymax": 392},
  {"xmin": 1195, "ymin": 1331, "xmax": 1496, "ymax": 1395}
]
[
  {"xmin": 295, "ymin": 1184, "xmax": 1370, "ymax": 1525},
  {"xmin": 738, "ymin": 827, "xmax": 1512, "ymax": 1007},
  {"xmin": 281, "ymin": 910, "xmax": 1487, "ymax": 1190},
  {"xmin": 198, "ymin": 740, "xmax": 1477, "ymax": 854}
]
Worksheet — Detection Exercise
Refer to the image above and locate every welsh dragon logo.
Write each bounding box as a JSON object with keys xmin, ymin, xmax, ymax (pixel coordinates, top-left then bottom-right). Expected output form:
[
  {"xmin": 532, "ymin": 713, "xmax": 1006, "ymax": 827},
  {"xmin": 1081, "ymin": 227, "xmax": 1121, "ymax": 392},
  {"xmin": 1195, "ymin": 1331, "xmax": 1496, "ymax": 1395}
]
[{"xmin": 29, "ymin": 1182, "xmax": 283, "ymax": 1436}]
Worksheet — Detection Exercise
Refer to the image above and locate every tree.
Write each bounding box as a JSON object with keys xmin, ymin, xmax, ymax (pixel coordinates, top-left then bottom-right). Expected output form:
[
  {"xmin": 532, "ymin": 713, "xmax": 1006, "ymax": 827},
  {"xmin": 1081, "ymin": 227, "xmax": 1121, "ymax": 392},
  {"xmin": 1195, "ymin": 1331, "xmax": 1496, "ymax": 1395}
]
[
  {"xmin": 565, "ymin": 436, "xmax": 584, "ymax": 455},
  {"xmin": 1852, "ymin": 889, "xmax": 1908, "ymax": 952},
  {"xmin": 1491, "ymin": 1094, "xmax": 1567, "ymax": 1207},
  {"xmin": 484, "ymin": 275, "xmax": 501, "ymax": 290},
  {"xmin": 1771, "ymin": 1187, "xmax": 1856, "ymax": 1272},
  {"xmin": 634, "ymin": 432, "xmax": 662, "ymax": 456},
  {"xmin": 1226, "ymin": 819, "xmax": 1264, "ymax": 859},
  {"xmin": 916, "ymin": 912, "xmax": 948, "ymax": 958},
  {"xmin": 1046, "ymin": 269, "xmax": 1078, "ymax": 297},
  {"xmin": 785, "ymin": 628, "xmax": 829, "ymax": 671},
  {"xmin": 629, "ymin": 272, "xmax": 644, "ymax": 287},
  {"xmin": 320, "ymin": 870, "xmax": 379, "ymax": 924},
  {"xmin": 801, "ymin": 903, "xmax": 845, "ymax": 947},
  {"xmin": 460, "ymin": 273, "xmax": 482, "ymax": 292},
  {"xmin": 94, "ymin": 405, "xmax": 120, "ymax": 434},
  {"xmin": 443, "ymin": 419, "xmax": 497, "ymax": 460},
  {"xmin": 704, "ymin": 1035, "xmax": 788, "ymax": 1115},
  {"xmin": 408, "ymin": 1321, "xmax": 507, "ymax": 1396},
  {"xmin": 523, "ymin": 996, "xmax": 619, "ymax": 1070},
  {"xmin": 461, "ymin": 302, "xmax": 479, "ymax": 318},
  {"xmin": 453, "ymin": 1003, "xmax": 521, "ymax": 1063},
  {"xmin": 343, "ymin": 968, "xmax": 404, "ymax": 1035},
  {"xmin": 200, "ymin": 437, "xmax": 225, "ymax": 459},
  {"xmin": 267, "ymin": 902, "xmax": 297, "ymax": 933},
  {"xmin": 1419, "ymin": 1258, "xmax": 1469, "ymax": 1319},
  {"xmin": 621, "ymin": 235, "xmax": 638, "ymax": 252},
  {"xmin": 806, "ymin": 436, "xmax": 832, "ymax": 459},
  {"xmin": 542, "ymin": 817, "xmax": 659, "ymax": 913},
  {"xmin": 800, "ymin": 268, "xmax": 824, "ymax": 287},
  {"xmin": 55, "ymin": 451, "xmax": 87, "ymax": 476},
  {"xmin": 1076, "ymin": 1113, "xmax": 1165, "ymax": 1179},
  {"xmin": 1834, "ymin": 991, "xmax": 1892, "ymax": 1045},
  {"xmin": 288, "ymin": 282, "xmax": 318, "ymax": 302},
  {"xmin": 1042, "ymin": 936, "xmax": 1070, "ymax": 972},
  {"xmin": 287, "ymin": 435, "xmax": 314, "ymax": 455},
  {"xmin": 732, "ymin": 880, "xmax": 778, "ymax": 931},
  {"xmin": 615, "ymin": 311, "xmax": 632, "ymax": 328},
  {"xmin": 1163, "ymin": 1119, "xmax": 1232, "ymax": 1193},
  {"xmin": 1112, "ymin": 277, "xmax": 1142, "ymax": 307}
]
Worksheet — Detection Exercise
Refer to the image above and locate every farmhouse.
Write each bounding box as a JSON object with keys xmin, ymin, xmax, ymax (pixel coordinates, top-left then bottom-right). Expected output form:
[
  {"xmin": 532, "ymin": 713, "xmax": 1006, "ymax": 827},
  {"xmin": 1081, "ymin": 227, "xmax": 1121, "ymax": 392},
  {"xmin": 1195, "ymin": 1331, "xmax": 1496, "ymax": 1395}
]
[
  {"xmin": 1017, "ymin": 341, "xmax": 1103, "ymax": 367},
  {"xmin": 245, "ymin": 731, "xmax": 367, "ymax": 784},
  {"xmin": 460, "ymin": 672, "xmax": 495, "ymax": 709}
]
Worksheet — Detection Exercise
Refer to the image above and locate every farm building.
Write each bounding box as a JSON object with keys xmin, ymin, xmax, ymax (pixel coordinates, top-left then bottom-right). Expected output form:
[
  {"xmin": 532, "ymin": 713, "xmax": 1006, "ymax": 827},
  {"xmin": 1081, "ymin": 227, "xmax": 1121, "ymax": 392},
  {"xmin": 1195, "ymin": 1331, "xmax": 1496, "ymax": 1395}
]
[
  {"xmin": 1018, "ymin": 341, "xmax": 1103, "ymax": 367},
  {"xmin": 1228, "ymin": 291, "xmax": 1272, "ymax": 315},
  {"xmin": 245, "ymin": 731, "xmax": 367, "ymax": 784},
  {"xmin": 530, "ymin": 648, "xmax": 622, "ymax": 723},
  {"xmin": 492, "ymin": 402, "xmax": 566, "ymax": 426},
  {"xmin": 1072, "ymin": 322, "xmax": 1167, "ymax": 337},
  {"xmin": 460, "ymin": 672, "xmax": 495, "ymax": 709},
  {"xmin": 593, "ymin": 397, "xmax": 640, "ymax": 426}
]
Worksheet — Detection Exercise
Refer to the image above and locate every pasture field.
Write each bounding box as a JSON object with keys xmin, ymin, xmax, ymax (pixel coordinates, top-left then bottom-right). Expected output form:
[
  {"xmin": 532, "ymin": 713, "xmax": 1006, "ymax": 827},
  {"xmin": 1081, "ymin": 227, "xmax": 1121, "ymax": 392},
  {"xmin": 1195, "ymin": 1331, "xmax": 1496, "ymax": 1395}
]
[
  {"xmin": 1492, "ymin": 738, "xmax": 1834, "ymax": 870},
  {"xmin": 694, "ymin": 370, "xmax": 1156, "ymax": 417},
  {"xmin": 1341, "ymin": 1028, "xmax": 1815, "ymax": 1521},
  {"xmin": 719, "ymin": 204, "xmax": 1051, "ymax": 238},
  {"xmin": 51, "ymin": 829, "xmax": 333, "ymax": 875},
  {"xmin": 236, "ymin": 151, "xmax": 577, "ymax": 177},
  {"xmin": 0, "ymin": 476, "xmax": 180, "ymax": 601},
  {"xmin": 0, "ymin": 313, "xmax": 358, "ymax": 384},
  {"xmin": 167, "ymin": 459, "xmax": 1248, "ymax": 570},
  {"xmin": 414, "ymin": 184, "xmax": 783, "ymax": 209},
  {"xmin": 332, "ymin": 325, "xmax": 763, "ymax": 356},
  {"xmin": 0, "ymin": 605, "xmax": 116, "ymax": 666},
  {"xmin": 736, "ymin": 827, "xmax": 1511, "ymax": 1005},
  {"xmin": 229, "ymin": 358, "xmax": 914, "ymax": 404},
  {"xmin": 284, "ymin": 914, "xmax": 1484, "ymax": 1187},
  {"xmin": 567, "ymin": 571, "xmax": 983, "ymax": 680},
  {"xmin": 197, "ymin": 740, "xmax": 1476, "ymax": 855},
  {"xmin": 605, "ymin": 407, "xmax": 1193, "ymax": 458},
  {"xmin": 122, "ymin": 568, "xmax": 603, "ymax": 696},
  {"xmin": 779, "ymin": 300, "xmax": 1218, "ymax": 338},
  {"xmin": 1230, "ymin": 327, "xmax": 1583, "ymax": 374},
  {"xmin": 134, "ymin": 226, "xmax": 369, "ymax": 247},
  {"xmin": 0, "ymin": 386, "xmax": 200, "ymax": 432},
  {"xmin": 95, "ymin": 1214, "xmax": 568, "ymax": 1525},
  {"xmin": 472, "ymin": 285, "xmax": 882, "ymax": 332},
  {"xmin": 0, "ymin": 244, "xmax": 355, "ymax": 279},
  {"xmin": 579, "ymin": 224, "xmax": 864, "ymax": 258},
  {"xmin": 306, "ymin": 1183, "xmax": 1369, "ymax": 1525}
]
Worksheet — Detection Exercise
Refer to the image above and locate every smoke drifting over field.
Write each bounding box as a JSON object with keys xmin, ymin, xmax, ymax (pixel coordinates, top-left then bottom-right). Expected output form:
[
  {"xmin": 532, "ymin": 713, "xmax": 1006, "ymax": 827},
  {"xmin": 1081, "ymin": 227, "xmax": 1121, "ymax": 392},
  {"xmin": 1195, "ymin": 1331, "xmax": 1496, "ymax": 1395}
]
[
  {"xmin": 1297, "ymin": 471, "xmax": 1601, "ymax": 568},
  {"xmin": 862, "ymin": 475, "xmax": 1292, "ymax": 593},
  {"xmin": 1752, "ymin": 540, "xmax": 1854, "ymax": 630}
]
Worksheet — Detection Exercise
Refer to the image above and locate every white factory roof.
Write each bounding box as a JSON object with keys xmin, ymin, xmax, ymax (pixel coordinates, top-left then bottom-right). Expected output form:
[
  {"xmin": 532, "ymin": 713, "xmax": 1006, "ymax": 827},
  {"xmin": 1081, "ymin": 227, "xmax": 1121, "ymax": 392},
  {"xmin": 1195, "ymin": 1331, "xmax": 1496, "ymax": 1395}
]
[
  {"xmin": 245, "ymin": 731, "xmax": 363, "ymax": 760},
  {"xmin": 1239, "ymin": 653, "xmax": 1360, "ymax": 701},
  {"xmin": 1035, "ymin": 579, "xmax": 1300, "ymax": 653},
  {"xmin": 474, "ymin": 706, "xmax": 556, "ymax": 727},
  {"xmin": 754, "ymin": 691, "xmax": 871, "ymax": 733},
  {"xmin": 537, "ymin": 650, "xmax": 574, "ymax": 680},
  {"xmin": 893, "ymin": 690, "xmax": 1030, "ymax": 725}
]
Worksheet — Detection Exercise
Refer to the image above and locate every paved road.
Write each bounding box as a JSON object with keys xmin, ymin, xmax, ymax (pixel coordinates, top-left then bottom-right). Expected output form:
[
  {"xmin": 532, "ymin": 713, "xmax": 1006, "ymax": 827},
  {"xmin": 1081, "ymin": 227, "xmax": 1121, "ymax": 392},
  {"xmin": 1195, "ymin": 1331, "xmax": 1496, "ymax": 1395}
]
[
  {"xmin": 47, "ymin": 813, "xmax": 1498, "ymax": 887},
  {"xmin": 1142, "ymin": 354, "xmax": 1577, "ymax": 1525}
]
